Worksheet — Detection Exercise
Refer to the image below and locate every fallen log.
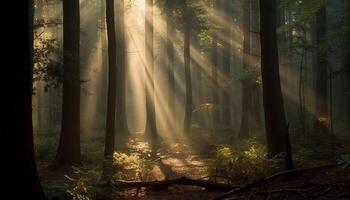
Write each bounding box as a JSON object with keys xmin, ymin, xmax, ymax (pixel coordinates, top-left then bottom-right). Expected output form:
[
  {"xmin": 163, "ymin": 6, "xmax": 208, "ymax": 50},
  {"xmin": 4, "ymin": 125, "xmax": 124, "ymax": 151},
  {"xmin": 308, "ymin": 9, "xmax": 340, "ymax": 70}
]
[
  {"xmin": 111, "ymin": 177, "xmax": 238, "ymax": 191},
  {"xmin": 212, "ymin": 164, "xmax": 340, "ymax": 200}
]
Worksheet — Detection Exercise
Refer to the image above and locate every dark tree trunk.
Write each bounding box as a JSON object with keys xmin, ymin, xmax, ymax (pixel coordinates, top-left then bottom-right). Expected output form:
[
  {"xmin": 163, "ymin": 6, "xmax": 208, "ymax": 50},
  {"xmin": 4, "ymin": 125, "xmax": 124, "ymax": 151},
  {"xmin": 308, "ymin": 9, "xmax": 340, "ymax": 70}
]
[
  {"xmin": 313, "ymin": 5, "xmax": 329, "ymax": 134},
  {"xmin": 3, "ymin": 0, "xmax": 46, "ymax": 198},
  {"xmin": 221, "ymin": 0, "xmax": 232, "ymax": 129},
  {"xmin": 183, "ymin": 1, "xmax": 192, "ymax": 135},
  {"xmin": 104, "ymin": 0, "xmax": 117, "ymax": 157},
  {"xmin": 250, "ymin": 0, "xmax": 262, "ymax": 131},
  {"xmin": 53, "ymin": 0, "xmax": 81, "ymax": 167},
  {"xmin": 145, "ymin": 0, "xmax": 158, "ymax": 138},
  {"xmin": 260, "ymin": 0, "xmax": 287, "ymax": 157},
  {"xmin": 166, "ymin": 5, "xmax": 175, "ymax": 128},
  {"xmin": 239, "ymin": 0, "xmax": 251, "ymax": 139},
  {"xmin": 116, "ymin": 0, "xmax": 129, "ymax": 136}
]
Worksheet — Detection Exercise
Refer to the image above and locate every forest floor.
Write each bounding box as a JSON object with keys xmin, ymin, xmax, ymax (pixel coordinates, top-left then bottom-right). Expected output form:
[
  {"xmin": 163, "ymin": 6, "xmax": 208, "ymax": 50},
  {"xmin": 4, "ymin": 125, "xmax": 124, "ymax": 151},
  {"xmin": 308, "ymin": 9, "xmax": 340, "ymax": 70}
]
[{"xmin": 37, "ymin": 135, "xmax": 350, "ymax": 200}]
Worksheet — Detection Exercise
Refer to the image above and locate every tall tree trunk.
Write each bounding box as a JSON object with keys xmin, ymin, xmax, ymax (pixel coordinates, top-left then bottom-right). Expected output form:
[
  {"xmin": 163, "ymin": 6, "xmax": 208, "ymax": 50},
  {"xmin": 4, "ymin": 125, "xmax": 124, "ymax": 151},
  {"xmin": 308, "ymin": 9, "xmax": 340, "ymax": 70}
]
[
  {"xmin": 313, "ymin": 5, "xmax": 329, "ymax": 134},
  {"xmin": 221, "ymin": 0, "xmax": 232, "ymax": 129},
  {"xmin": 260, "ymin": 0, "xmax": 287, "ymax": 157},
  {"xmin": 239, "ymin": 0, "xmax": 251, "ymax": 139},
  {"xmin": 116, "ymin": 0, "xmax": 129, "ymax": 135},
  {"xmin": 53, "ymin": 0, "xmax": 81, "ymax": 167},
  {"xmin": 250, "ymin": 0, "xmax": 262, "ymax": 134},
  {"xmin": 104, "ymin": 0, "xmax": 117, "ymax": 157},
  {"xmin": 166, "ymin": 6, "xmax": 175, "ymax": 129},
  {"xmin": 211, "ymin": 0, "xmax": 219, "ymax": 128},
  {"xmin": 183, "ymin": 1, "xmax": 192, "ymax": 135},
  {"xmin": 145, "ymin": 0, "xmax": 157, "ymax": 138},
  {"xmin": 3, "ymin": 0, "xmax": 46, "ymax": 198}
]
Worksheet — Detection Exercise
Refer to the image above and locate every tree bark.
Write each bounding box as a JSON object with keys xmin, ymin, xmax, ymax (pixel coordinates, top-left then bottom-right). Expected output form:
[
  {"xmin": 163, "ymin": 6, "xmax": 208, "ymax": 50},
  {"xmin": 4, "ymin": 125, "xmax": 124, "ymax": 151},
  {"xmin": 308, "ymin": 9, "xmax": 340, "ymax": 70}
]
[
  {"xmin": 53, "ymin": 0, "xmax": 81, "ymax": 167},
  {"xmin": 145, "ymin": 0, "xmax": 158, "ymax": 138},
  {"xmin": 259, "ymin": 0, "xmax": 287, "ymax": 157},
  {"xmin": 239, "ymin": 0, "xmax": 252, "ymax": 139},
  {"xmin": 313, "ymin": 5, "xmax": 329, "ymax": 134},
  {"xmin": 166, "ymin": 5, "xmax": 175, "ymax": 129},
  {"xmin": 183, "ymin": 1, "xmax": 192, "ymax": 135},
  {"xmin": 3, "ymin": 0, "xmax": 46, "ymax": 198},
  {"xmin": 104, "ymin": 0, "xmax": 117, "ymax": 157},
  {"xmin": 221, "ymin": 0, "xmax": 232, "ymax": 129},
  {"xmin": 116, "ymin": 0, "xmax": 129, "ymax": 136}
]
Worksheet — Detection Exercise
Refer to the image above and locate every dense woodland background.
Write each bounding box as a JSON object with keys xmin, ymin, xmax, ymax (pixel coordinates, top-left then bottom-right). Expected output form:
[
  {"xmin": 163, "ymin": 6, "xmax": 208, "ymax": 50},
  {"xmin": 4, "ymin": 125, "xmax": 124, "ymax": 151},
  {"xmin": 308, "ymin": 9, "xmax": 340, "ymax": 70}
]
[{"xmin": 3, "ymin": 0, "xmax": 350, "ymax": 199}]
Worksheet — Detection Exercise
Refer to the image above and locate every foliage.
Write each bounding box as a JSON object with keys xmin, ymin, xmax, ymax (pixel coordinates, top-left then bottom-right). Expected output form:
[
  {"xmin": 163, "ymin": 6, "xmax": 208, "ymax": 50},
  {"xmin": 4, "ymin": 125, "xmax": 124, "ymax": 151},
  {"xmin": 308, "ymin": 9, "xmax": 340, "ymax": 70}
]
[
  {"xmin": 112, "ymin": 150, "xmax": 156, "ymax": 181},
  {"xmin": 33, "ymin": 35, "xmax": 63, "ymax": 93},
  {"xmin": 64, "ymin": 167, "xmax": 100, "ymax": 200},
  {"xmin": 207, "ymin": 139, "xmax": 280, "ymax": 184}
]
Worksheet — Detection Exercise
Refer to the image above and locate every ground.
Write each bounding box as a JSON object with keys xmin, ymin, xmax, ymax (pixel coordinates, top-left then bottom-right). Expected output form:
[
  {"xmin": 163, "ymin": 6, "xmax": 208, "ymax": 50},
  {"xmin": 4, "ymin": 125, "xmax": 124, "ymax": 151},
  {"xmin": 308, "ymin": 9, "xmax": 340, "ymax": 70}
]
[{"xmin": 37, "ymin": 136, "xmax": 350, "ymax": 200}]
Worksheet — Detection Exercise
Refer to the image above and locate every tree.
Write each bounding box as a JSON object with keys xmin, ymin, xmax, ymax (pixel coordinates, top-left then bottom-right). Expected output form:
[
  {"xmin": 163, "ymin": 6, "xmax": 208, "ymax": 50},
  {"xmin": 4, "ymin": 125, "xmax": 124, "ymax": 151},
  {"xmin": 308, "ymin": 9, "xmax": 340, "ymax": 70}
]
[
  {"xmin": 52, "ymin": 0, "xmax": 81, "ymax": 168},
  {"xmin": 313, "ymin": 3, "xmax": 329, "ymax": 134},
  {"xmin": 183, "ymin": 0, "xmax": 193, "ymax": 135},
  {"xmin": 3, "ymin": 0, "xmax": 46, "ymax": 198},
  {"xmin": 260, "ymin": 0, "xmax": 287, "ymax": 157},
  {"xmin": 116, "ymin": 0, "xmax": 129, "ymax": 136},
  {"xmin": 145, "ymin": 0, "xmax": 158, "ymax": 138},
  {"xmin": 166, "ymin": 1, "xmax": 176, "ymax": 128},
  {"xmin": 211, "ymin": 0, "xmax": 220, "ymax": 127},
  {"xmin": 104, "ymin": 0, "xmax": 117, "ymax": 157},
  {"xmin": 239, "ymin": 0, "xmax": 252, "ymax": 139},
  {"xmin": 220, "ymin": 0, "xmax": 232, "ymax": 130}
]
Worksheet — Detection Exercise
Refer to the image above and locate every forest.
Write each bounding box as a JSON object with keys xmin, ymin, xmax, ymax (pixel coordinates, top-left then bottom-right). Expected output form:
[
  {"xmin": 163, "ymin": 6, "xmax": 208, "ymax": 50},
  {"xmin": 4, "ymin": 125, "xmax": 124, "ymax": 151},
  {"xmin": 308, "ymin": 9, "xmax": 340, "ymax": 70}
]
[{"xmin": 3, "ymin": 0, "xmax": 350, "ymax": 199}]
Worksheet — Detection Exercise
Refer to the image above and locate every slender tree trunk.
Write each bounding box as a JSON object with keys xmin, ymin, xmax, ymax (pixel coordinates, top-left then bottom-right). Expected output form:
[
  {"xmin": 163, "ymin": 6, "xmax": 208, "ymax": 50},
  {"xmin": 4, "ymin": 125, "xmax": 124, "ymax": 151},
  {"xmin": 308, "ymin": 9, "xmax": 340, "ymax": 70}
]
[
  {"xmin": 116, "ymin": 0, "xmax": 129, "ymax": 136},
  {"xmin": 260, "ymin": 0, "xmax": 287, "ymax": 157},
  {"xmin": 239, "ymin": 0, "xmax": 251, "ymax": 139},
  {"xmin": 250, "ymin": 0, "xmax": 262, "ymax": 133},
  {"xmin": 183, "ymin": 1, "xmax": 192, "ymax": 135},
  {"xmin": 3, "ymin": 0, "xmax": 46, "ymax": 198},
  {"xmin": 313, "ymin": 5, "xmax": 329, "ymax": 134},
  {"xmin": 53, "ymin": 0, "xmax": 81, "ymax": 167},
  {"xmin": 104, "ymin": 0, "xmax": 117, "ymax": 157},
  {"xmin": 211, "ymin": 0, "xmax": 219, "ymax": 128},
  {"xmin": 145, "ymin": 0, "xmax": 157, "ymax": 138},
  {"xmin": 221, "ymin": 0, "xmax": 232, "ymax": 129},
  {"xmin": 166, "ymin": 6, "xmax": 175, "ymax": 128}
]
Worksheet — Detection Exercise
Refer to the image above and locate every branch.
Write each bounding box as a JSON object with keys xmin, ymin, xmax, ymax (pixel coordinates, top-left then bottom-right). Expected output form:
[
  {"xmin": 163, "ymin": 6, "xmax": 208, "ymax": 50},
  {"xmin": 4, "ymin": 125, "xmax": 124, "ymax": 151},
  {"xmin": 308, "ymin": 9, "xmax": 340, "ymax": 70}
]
[
  {"xmin": 111, "ymin": 177, "xmax": 238, "ymax": 191},
  {"xmin": 212, "ymin": 164, "xmax": 340, "ymax": 200}
]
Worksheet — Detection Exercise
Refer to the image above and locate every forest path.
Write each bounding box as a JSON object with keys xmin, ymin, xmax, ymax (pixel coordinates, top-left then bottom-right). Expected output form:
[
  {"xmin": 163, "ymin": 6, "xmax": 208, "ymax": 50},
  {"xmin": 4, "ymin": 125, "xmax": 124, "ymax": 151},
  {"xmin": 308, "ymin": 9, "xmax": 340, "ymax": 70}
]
[{"xmin": 118, "ymin": 137, "xmax": 224, "ymax": 200}]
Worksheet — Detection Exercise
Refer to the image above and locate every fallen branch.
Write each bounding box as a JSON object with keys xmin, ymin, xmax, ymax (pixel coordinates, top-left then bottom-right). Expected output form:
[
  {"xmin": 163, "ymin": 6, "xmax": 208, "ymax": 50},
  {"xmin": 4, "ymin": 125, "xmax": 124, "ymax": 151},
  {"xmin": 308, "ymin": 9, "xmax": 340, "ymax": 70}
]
[
  {"xmin": 212, "ymin": 164, "xmax": 340, "ymax": 200},
  {"xmin": 111, "ymin": 177, "xmax": 238, "ymax": 191}
]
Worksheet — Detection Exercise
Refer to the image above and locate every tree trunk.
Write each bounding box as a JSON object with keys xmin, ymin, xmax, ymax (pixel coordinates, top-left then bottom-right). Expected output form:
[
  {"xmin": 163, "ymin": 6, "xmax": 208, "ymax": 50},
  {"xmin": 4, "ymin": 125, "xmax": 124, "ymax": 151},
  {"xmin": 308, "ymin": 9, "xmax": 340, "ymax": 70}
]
[
  {"xmin": 166, "ymin": 6, "xmax": 175, "ymax": 129},
  {"xmin": 221, "ymin": 0, "xmax": 232, "ymax": 130},
  {"xmin": 104, "ymin": 0, "xmax": 117, "ymax": 157},
  {"xmin": 3, "ymin": 0, "xmax": 46, "ymax": 198},
  {"xmin": 183, "ymin": 1, "xmax": 192, "ymax": 135},
  {"xmin": 313, "ymin": 5, "xmax": 329, "ymax": 134},
  {"xmin": 116, "ymin": 0, "xmax": 129, "ymax": 136},
  {"xmin": 211, "ymin": 0, "xmax": 219, "ymax": 128},
  {"xmin": 53, "ymin": 0, "xmax": 81, "ymax": 167},
  {"xmin": 145, "ymin": 0, "xmax": 158, "ymax": 138},
  {"xmin": 239, "ymin": 0, "xmax": 251, "ymax": 139},
  {"xmin": 260, "ymin": 0, "xmax": 287, "ymax": 157}
]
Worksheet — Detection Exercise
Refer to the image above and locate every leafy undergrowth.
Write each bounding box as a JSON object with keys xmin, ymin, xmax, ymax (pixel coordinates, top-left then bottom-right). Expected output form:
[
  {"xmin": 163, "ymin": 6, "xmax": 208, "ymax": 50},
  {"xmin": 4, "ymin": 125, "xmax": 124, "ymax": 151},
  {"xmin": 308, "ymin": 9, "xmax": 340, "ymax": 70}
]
[{"xmin": 35, "ymin": 130, "xmax": 350, "ymax": 200}]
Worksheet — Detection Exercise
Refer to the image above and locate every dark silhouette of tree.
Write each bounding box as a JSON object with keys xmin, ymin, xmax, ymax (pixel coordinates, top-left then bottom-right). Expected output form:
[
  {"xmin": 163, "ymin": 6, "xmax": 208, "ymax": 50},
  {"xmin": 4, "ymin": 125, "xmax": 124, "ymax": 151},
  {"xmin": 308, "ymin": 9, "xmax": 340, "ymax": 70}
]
[
  {"xmin": 3, "ymin": 0, "xmax": 46, "ymax": 198},
  {"xmin": 239, "ymin": 0, "xmax": 252, "ymax": 139},
  {"xmin": 260, "ymin": 0, "xmax": 287, "ymax": 157},
  {"xmin": 52, "ymin": 0, "xmax": 81, "ymax": 168},
  {"xmin": 116, "ymin": 0, "xmax": 129, "ymax": 136},
  {"xmin": 313, "ymin": 4, "xmax": 330, "ymax": 134},
  {"xmin": 104, "ymin": 0, "xmax": 117, "ymax": 157}
]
